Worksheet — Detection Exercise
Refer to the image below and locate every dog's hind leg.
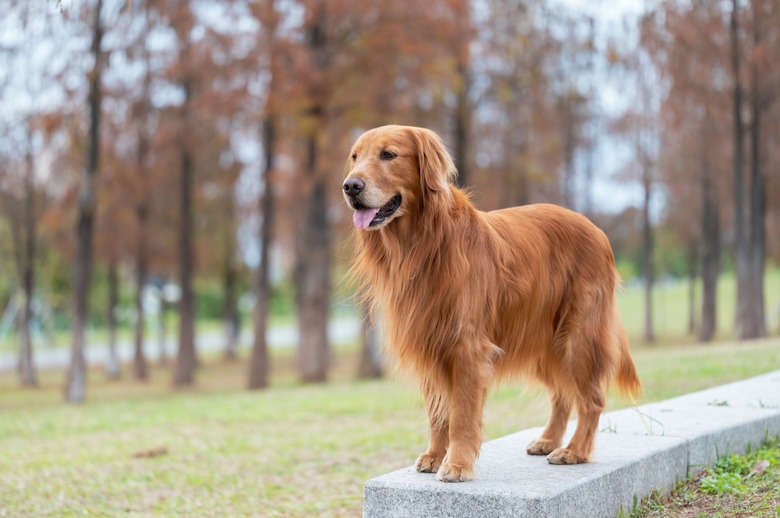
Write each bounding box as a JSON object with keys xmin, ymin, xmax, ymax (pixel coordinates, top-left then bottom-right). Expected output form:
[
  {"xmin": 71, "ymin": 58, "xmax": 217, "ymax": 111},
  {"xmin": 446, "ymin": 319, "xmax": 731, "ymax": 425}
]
[
  {"xmin": 415, "ymin": 383, "xmax": 449, "ymax": 473},
  {"xmin": 546, "ymin": 380, "xmax": 604, "ymax": 464},
  {"xmin": 526, "ymin": 391, "xmax": 572, "ymax": 456},
  {"xmin": 546, "ymin": 322, "xmax": 607, "ymax": 465},
  {"xmin": 545, "ymin": 285, "xmax": 612, "ymax": 464},
  {"xmin": 528, "ymin": 310, "xmax": 575, "ymax": 457}
]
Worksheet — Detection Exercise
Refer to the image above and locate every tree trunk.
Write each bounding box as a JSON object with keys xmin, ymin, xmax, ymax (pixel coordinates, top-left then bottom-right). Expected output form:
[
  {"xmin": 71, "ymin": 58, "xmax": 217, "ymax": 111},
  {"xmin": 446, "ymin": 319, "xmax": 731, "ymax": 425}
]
[
  {"xmin": 356, "ymin": 303, "xmax": 382, "ymax": 379},
  {"xmin": 133, "ymin": 204, "xmax": 149, "ymax": 379},
  {"xmin": 500, "ymin": 124, "xmax": 515, "ymax": 208},
  {"xmin": 296, "ymin": 132, "xmax": 330, "ymax": 383},
  {"xmin": 687, "ymin": 243, "xmax": 697, "ymax": 335},
  {"xmin": 65, "ymin": 0, "xmax": 103, "ymax": 403},
  {"xmin": 222, "ymin": 257, "xmax": 239, "ymax": 361},
  {"xmin": 173, "ymin": 78, "xmax": 197, "ymax": 386},
  {"xmin": 158, "ymin": 300, "xmax": 168, "ymax": 367},
  {"xmin": 561, "ymin": 94, "xmax": 576, "ymax": 210},
  {"xmin": 17, "ymin": 303, "xmax": 36, "ymax": 387},
  {"xmin": 18, "ymin": 145, "xmax": 37, "ymax": 387},
  {"xmin": 454, "ymin": 62, "xmax": 471, "ymax": 189},
  {"xmin": 105, "ymin": 261, "xmax": 121, "ymax": 379},
  {"xmin": 295, "ymin": 11, "xmax": 330, "ymax": 384},
  {"xmin": 501, "ymin": 109, "xmax": 529, "ymax": 209},
  {"xmin": 730, "ymin": 0, "xmax": 754, "ymax": 340},
  {"xmin": 582, "ymin": 146, "xmax": 595, "ymax": 218},
  {"xmin": 748, "ymin": 13, "xmax": 766, "ymax": 339},
  {"xmin": 221, "ymin": 174, "xmax": 240, "ymax": 362},
  {"xmin": 748, "ymin": 108, "xmax": 766, "ymax": 338},
  {"xmin": 133, "ymin": 31, "xmax": 151, "ymax": 380},
  {"xmin": 248, "ymin": 115, "xmax": 275, "ymax": 389},
  {"xmin": 699, "ymin": 155, "xmax": 719, "ymax": 343},
  {"xmin": 642, "ymin": 163, "xmax": 654, "ymax": 343}
]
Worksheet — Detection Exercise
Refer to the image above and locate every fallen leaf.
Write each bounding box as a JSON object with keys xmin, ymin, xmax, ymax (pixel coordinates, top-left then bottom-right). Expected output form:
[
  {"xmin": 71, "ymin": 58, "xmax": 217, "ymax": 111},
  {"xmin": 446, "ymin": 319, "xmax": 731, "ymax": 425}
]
[
  {"xmin": 747, "ymin": 459, "xmax": 770, "ymax": 478},
  {"xmin": 132, "ymin": 446, "xmax": 169, "ymax": 459}
]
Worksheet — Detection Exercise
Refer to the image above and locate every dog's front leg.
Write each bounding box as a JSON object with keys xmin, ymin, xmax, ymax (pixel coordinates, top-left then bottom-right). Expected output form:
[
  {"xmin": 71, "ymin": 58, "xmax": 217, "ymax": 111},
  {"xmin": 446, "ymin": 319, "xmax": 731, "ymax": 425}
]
[
  {"xmin": 415, "ymin": 382, "xmax": 449, "ymax": 473},
  {"xmin": 436, "ymin": 354, "xmax": 490, "ymax": 482}
]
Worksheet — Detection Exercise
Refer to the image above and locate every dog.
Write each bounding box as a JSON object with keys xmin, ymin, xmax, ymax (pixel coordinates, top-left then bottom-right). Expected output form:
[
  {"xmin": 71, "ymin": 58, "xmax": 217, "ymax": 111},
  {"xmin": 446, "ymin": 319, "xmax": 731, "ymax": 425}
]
[{"xmin": 343, "ymin": 125, "xmax": 641, "ymax": 482}]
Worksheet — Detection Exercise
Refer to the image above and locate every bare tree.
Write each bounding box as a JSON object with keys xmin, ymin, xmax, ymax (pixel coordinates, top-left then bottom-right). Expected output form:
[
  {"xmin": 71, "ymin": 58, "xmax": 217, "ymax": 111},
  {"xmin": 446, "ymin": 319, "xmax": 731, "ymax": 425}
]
[
  {"xmin": 296, "ymin": 127, "xmax": 331, "ymax": 383},
  {"xmin": 132, "ymin": 0, "xmax": 154, "ymax": 381},
  {"xmin": 172, "ymin": 2, "xmax": 198, "ymax": 386},
  {"xmin": 248, "ymin": 114, "xmax": 275, "ymax": 389},
  {"xmin": 221, "ymin": 229, "xmax": 240, "ymax": 361},
  {"xmin": 356, "ymin": 304, "xmax": 382, "ymax": 379},
  {"xmin": 747, "ymin": 0, "xmax": 769, "ymax": 339},
  {"xmin": 133, "ymin": 141, "xmax": 150, "ymax": 381},
  {"xmin": 17, "ymin": 135, "xmax": 37, "ymax": 387},
  {"xmin": 699, "ymin": 154, "xmax": 719, "ymax": 342},
  {"xmin": 730, "ymin": 0, "xmax": 763, "ymax": 340},
  {"xmin": 453, "ymin": 61, "xmax": 472, "ymax": 189},
  {"xmin": 245, "ymin": 0, "xmax": 279, "ymax": 390},
  {"xmin": 172, "ymin": 75, "xmax": 197, "ymax": 385},
  {"xmin": 686, "ymin": 242, "xmax": 697, "ymax": 334},
  {"xmin": 105, "ymin": 260, "xmax": 120, "ymax": 379},
  {"xmin": 640, "ymin": 149, "xmax": 654, "ymax": 343},
  {"xmin": 65, "ymin": 0, "xmax": 104, "ymax": 403},
  {"xmin": 295, "ymin": 7, "xmax": 331, "ymax": 383}
]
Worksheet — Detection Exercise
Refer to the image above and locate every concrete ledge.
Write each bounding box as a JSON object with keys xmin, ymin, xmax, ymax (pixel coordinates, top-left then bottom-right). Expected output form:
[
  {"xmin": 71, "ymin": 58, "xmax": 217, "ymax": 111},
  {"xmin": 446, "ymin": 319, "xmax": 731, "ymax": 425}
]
[{"xmin": 364, "ymin": 370, "xmax": 780, "ymax": 518}]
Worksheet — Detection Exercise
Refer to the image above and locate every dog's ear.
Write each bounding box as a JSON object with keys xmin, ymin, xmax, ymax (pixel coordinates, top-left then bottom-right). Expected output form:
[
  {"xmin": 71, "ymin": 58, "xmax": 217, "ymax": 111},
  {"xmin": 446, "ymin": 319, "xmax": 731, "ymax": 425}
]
[{"xmin": 409, "ymin": 128, "xmax": 457, "ymax": 197}]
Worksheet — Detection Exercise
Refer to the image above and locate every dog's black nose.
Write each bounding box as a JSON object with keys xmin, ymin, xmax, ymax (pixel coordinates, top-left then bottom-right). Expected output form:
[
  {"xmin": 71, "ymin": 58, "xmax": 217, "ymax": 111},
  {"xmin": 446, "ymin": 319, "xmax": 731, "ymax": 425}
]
[{"xmin": 343, "ymin": 178, "xmax": 365, "ymax": 197}]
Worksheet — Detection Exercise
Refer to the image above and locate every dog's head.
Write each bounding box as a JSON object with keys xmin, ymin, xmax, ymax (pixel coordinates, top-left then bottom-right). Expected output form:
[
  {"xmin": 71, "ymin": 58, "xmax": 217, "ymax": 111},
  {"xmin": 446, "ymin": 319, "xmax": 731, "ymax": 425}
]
[{"xmin": 342, "ymin": 125, "xmax": 457, "ymax": 230}]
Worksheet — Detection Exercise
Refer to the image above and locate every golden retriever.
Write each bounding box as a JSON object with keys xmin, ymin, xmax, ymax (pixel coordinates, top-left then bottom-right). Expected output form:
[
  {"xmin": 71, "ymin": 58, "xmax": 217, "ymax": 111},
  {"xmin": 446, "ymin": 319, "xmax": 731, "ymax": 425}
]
[{"xmin": 343, "ymin": 125, "xmax": 641, "ymax": 482}]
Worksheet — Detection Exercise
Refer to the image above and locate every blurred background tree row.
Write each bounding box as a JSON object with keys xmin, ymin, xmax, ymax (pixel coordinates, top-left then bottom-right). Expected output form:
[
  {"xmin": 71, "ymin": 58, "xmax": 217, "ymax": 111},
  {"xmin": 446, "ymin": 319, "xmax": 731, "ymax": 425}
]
[{"xmin": 1, "ymin": 0, "xmax": 779, "ymax": 401}]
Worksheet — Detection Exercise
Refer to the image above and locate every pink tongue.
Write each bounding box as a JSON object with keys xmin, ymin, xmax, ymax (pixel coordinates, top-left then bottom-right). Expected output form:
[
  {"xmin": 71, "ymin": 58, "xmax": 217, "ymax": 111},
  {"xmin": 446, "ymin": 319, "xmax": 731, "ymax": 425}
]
[{"xmin": 353, "ymin": 207, "xmax": 380, "ymax": 229}]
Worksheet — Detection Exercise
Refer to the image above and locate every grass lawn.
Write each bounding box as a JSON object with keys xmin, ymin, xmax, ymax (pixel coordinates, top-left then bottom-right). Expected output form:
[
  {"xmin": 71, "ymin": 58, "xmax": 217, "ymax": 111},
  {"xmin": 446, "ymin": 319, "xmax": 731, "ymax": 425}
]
[
  {"xmin": 618, "ymin": 268, "xmax": 780, "ymax": 343},
  {"xmin": 2, "ymin": 332, "xmax": 780, "ymax": 517}
]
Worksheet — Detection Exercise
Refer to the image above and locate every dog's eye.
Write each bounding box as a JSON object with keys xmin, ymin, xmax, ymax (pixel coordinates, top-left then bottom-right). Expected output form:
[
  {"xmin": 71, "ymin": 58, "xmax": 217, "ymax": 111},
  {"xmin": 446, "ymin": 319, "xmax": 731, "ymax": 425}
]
[
  {"xmin": 380, "ymin": 150, "xmax": 397, "ymax": 160},
  {"xmin": 351, "ymin": 153, "xmax": 357, "ymax": 161}
]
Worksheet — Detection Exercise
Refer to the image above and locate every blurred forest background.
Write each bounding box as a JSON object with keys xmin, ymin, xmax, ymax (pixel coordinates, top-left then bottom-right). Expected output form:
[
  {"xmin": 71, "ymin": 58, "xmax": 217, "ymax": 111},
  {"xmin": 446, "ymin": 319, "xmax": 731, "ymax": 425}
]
[{"xmin": 1, "ymin": 0, "xmax": 779, "ymax": 402}]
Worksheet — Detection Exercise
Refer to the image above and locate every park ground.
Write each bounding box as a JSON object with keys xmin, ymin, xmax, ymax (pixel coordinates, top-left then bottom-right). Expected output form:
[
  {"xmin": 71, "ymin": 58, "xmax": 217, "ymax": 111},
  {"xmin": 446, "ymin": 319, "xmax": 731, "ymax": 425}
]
[
  {"xmin": 630, "ymin": 436, "xmax": 780, "ymax": 517},
  {"xmin": 3, "ymin": 274, "xmax": 780, "ymax": 517}
]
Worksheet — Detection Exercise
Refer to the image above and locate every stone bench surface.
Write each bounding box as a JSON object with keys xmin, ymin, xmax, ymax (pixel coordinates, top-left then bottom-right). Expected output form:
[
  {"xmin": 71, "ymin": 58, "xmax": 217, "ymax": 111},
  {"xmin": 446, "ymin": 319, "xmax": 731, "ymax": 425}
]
[{"xmin": 364, "ymin": 370, "xmax": 780, "ymax": 518}]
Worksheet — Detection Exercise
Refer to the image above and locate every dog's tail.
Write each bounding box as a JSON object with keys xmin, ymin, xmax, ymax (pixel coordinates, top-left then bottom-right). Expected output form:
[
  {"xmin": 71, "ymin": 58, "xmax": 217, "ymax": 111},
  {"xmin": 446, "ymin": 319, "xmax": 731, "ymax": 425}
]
[{"xmin": 611, "ymin": 307, "xmax": 642, "ymax": 399}]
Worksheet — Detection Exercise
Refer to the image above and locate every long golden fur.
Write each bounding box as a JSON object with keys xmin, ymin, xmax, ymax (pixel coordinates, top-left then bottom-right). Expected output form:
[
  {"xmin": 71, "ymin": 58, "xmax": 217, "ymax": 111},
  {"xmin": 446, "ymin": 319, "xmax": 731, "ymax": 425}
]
[{"xmin": 343, "ymin": 125, "xmax": 641, "ymax": 482}]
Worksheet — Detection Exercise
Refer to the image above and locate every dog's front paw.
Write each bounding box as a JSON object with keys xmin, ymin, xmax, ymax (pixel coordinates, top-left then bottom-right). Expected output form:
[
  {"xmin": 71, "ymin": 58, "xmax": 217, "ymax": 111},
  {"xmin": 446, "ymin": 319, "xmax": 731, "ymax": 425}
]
[
  {"xmin": 526, "ymin": 437, "xmax": 558, "ymax": 456},
  {"xmin": 546, "ymin": 447, "xmax": 588, "ymax": 465},
  {"xmin": 415, "ymin": 453, "xmax": 443, "ymax": 473},
  {"xmin": 436, "ymin": 461, "xmax": 475, "ymax": 482}
]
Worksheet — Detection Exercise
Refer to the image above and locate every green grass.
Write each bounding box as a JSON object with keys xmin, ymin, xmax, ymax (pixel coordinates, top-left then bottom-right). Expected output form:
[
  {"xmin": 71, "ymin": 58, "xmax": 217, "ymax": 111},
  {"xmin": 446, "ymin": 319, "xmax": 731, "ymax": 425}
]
[
  {"xmin": 2, "ymin": 335, "xmax": 780, "ymax": 517},
  {"xmin": 630, "ymin": 436, "xmax": 780, "ymax": 517}
]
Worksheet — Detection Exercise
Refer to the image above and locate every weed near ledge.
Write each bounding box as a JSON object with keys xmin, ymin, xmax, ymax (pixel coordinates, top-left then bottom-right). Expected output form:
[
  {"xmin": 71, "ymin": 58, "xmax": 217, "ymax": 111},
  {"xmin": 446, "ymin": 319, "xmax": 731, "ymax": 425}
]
[{"xmin": 625, "ymin": 435, "xmax": 780, "ymax": 518}]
